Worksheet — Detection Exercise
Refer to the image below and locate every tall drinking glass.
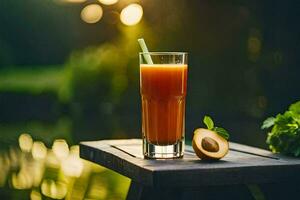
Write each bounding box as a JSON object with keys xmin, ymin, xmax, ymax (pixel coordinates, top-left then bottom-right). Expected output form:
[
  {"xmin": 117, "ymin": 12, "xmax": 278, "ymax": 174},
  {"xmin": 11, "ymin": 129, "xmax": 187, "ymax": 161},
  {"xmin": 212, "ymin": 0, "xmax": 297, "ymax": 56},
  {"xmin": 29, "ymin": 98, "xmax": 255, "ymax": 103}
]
[{"xmin": 139, "ymin": 52, "xmax": 188, "ymax": 159}]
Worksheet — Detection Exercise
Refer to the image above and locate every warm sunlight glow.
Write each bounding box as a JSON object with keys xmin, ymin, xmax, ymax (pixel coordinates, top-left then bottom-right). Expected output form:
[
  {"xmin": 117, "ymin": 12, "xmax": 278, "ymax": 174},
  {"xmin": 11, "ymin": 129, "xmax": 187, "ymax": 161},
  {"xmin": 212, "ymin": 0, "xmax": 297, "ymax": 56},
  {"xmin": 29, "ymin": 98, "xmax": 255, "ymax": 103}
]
[
  {"xmin": 32, "ymin": 141, "xmax": 47, "ymax": 160},
  {"xmin": 81, "ymin": 4, "xmax": 103, "ymax": 24},
  {"xmin": 19, "ymin": 133, "xmax": 33, "ymax": 152},
  {"xmin": 120, "ymin": 3, "xmax": 143, "ymax": 26},
  {"xmin": 52, "ymin": 139, "xmax": 69, "ymax": 160},
  {"xmin": 98, "ymin": 0, "xmax": 118, "ymax": 5}
]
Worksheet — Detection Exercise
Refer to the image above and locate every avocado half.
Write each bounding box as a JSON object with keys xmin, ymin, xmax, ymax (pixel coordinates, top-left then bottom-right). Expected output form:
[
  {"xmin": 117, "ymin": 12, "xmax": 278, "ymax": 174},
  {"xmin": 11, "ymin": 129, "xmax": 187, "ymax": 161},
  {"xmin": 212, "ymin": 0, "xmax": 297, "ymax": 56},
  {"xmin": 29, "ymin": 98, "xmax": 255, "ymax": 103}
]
[{"xmin": 192, "ymin": 128, "xmax": 229, "ymax": 160}]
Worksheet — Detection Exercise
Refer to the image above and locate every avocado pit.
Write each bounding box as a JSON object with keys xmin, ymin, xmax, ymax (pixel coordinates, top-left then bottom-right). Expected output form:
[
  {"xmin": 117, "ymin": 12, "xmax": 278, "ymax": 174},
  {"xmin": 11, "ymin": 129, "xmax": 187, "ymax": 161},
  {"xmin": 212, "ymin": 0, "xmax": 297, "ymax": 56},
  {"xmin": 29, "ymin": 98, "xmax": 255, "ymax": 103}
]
[{"xmin": 201, "ymin": 137, "xmax": 219, "ymax": 152}]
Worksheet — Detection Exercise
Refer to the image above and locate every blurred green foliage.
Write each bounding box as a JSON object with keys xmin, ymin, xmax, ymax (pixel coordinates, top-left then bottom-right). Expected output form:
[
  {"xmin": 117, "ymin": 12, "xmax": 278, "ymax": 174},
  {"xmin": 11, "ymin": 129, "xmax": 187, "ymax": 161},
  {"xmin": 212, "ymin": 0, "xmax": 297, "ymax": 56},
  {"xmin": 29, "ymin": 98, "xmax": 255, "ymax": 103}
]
[
  {"xmin": 0, "ymin": 66, "xmax": 64, "ymax": 95},
  {"xmin": 0, "ymin": 118, "xmax": 72, "ymax": 150},
  {"xmin": 66, "ymin": 43, "xmax": 129, "ymax": 105},
  {"xmin": 0, "ymin": 27, "xmax": 149, "ymax": 199}
]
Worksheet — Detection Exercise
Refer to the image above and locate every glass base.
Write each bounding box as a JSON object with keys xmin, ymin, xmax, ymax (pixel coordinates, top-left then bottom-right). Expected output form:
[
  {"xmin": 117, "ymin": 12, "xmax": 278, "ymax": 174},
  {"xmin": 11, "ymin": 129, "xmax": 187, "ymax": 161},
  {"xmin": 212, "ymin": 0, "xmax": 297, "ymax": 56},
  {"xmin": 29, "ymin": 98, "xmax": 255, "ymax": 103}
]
[{"xmin": 143, "ymin": 138, "xmax": 184, "ymax": 159}]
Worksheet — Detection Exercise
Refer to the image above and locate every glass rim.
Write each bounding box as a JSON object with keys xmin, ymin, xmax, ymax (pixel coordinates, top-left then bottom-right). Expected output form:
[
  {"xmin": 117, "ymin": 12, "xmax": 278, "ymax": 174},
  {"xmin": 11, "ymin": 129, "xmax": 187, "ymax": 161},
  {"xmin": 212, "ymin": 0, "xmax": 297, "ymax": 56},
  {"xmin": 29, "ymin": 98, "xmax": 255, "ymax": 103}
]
[{"xmin": 139, "ymin": 52, "xmax": 188, "ymax": 55}]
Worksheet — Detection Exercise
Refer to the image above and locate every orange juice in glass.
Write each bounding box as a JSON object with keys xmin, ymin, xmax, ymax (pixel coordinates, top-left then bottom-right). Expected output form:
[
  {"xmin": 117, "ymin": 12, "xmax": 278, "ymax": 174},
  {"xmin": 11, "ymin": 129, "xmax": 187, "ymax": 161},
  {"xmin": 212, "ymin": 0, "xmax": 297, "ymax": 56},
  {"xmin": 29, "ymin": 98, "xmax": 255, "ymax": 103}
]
[{"xmin": 140, "ymin": 52, "xmax": 188, "ymax": 158}]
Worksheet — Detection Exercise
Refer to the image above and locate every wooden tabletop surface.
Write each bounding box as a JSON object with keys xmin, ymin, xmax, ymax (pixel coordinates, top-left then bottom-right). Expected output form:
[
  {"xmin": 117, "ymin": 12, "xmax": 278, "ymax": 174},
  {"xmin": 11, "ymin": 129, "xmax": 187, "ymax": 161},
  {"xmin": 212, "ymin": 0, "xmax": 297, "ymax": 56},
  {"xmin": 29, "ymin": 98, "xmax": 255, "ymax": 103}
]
[{"xmin": 80, "ymin": 139, "xmax": 300, "ymax": 188}]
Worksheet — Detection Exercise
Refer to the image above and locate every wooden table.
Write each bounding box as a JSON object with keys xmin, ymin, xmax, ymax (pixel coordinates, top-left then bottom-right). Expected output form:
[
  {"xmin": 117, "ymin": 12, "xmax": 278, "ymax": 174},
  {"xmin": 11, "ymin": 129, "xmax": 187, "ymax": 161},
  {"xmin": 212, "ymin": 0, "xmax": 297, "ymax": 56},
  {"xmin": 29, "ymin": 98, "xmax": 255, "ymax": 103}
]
[{"xmin": 80, "ymin": 139, "xmax": 300, "ymax": 200}]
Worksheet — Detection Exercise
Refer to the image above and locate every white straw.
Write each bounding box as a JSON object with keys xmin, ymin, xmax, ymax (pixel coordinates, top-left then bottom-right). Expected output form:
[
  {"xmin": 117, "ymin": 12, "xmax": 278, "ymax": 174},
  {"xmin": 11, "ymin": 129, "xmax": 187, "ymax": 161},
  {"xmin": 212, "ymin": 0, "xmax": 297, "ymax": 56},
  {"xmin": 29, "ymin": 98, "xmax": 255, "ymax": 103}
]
[{"xmin": 138, "ymin": 38, "xmax": 153, "ymax": 64}]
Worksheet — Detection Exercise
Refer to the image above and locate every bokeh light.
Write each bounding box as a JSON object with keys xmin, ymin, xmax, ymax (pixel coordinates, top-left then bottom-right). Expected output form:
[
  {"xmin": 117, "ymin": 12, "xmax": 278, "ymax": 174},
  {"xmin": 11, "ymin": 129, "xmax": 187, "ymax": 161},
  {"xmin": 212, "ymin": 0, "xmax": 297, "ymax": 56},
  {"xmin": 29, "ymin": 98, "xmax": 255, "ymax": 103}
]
[
  {"xmin": 19, "ymin": 133, "xmax": 33, "ymax": 152},
  {"xmin": 30, "ymin": 190, "xmax": 42, "ymax": 200},
  {"xmin": 0, "ymin": 133, "xmax": 130, "ymax": 199},
  {"xmin": 120, "ymin": 3, "xmax": 143, "ymax": 26},
  {"xmin": 12, "ymin": 169, "xmax": 33, "ymax": 189},
  {"xmin": 81, "ymin": 4, "xmax": 103, "ymax": 24},
  {"xmin": 41, "ymin": 180, "xmax": 67, "ymax": 199},
  {"xmin": 32, "ymin": 141, "xmax": 47, "ymax": 160},
  {"xmin": 52, "ymin": 139, "xmax": 69, "ymax": 160},
  {"xmin": 61, "ymin": 147, "xmax": 83, "ymax": 177},
  {"xmin": 46, "ymin": 150, "xmax": 60, "ymax": 168},
  {"xmin": 69, "ymin": 145, "xmax": 79, "ymax": 154},
  {"xmin": 98, "ymin": 0, "xmax": 118, "ymax": 5},
  {"xmin": 9, "ymin": 147, "xmax": 19, "ymax": 168}
]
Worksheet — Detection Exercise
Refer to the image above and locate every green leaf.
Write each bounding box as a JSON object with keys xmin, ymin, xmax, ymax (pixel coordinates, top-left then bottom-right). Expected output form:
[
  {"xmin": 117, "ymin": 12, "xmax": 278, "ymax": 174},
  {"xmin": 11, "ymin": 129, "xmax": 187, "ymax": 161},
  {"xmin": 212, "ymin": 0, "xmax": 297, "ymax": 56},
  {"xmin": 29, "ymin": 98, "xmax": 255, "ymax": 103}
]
[
  {"xmin": 203, "ymin": 115, "xmax": 230, "ymax": 140},
  {"xmin": 261, "ymin": 117, "xmax": 275, "ymax": 130},
  {"xmin": 213, "ymin": 127, "xmax": 230, "ymax": 140},
  {"xmin": 203, "ymin": 115, "xmax": 214, "ymax": 130},
  {"xmin": 289, "ymin": 101, "xmax": 300, "ymax": 114}
]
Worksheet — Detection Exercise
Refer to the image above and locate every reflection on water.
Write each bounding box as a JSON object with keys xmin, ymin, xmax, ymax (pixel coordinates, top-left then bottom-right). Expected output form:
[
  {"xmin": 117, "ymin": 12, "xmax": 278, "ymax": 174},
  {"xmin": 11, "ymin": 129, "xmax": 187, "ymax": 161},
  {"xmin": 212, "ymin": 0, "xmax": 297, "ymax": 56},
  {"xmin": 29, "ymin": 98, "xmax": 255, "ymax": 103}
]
[{"xmin": 0, "ymin": 133, "xmax": 130, "ymax": 199}]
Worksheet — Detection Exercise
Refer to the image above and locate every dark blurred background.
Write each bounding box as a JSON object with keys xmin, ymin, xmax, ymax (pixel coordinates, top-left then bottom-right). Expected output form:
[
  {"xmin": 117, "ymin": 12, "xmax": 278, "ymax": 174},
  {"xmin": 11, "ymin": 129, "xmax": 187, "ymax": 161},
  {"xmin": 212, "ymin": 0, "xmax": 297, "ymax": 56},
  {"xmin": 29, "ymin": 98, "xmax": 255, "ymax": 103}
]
[{"xmin": 0, "ymin": 0, "xmax": 299, "ymax": 199}]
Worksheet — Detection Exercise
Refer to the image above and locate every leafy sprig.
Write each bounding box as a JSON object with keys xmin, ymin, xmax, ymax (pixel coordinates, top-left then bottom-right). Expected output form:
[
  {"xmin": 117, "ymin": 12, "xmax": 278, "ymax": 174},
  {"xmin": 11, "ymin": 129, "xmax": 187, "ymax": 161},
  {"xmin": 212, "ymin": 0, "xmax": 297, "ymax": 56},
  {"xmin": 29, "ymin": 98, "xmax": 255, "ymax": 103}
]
[
  {"xmin": 203, "ymin": 116, "xmax": 230, "ymax": 140},
  {"xmin": 261, "ymin": 101, "xmax": 300, "ymax": 157}
]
